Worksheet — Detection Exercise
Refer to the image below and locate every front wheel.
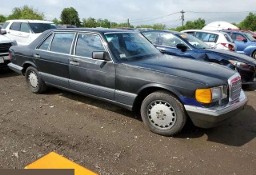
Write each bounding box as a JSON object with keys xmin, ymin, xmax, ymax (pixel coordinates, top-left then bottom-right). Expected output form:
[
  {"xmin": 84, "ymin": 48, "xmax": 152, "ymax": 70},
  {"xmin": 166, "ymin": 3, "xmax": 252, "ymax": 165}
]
[
  {"xmin": 25, "ymin": 66, "xmax": 47, "ymax": 93},
  {"xmin": 140, "ymin": 91, "xmax": 187, "ymax": 136}
]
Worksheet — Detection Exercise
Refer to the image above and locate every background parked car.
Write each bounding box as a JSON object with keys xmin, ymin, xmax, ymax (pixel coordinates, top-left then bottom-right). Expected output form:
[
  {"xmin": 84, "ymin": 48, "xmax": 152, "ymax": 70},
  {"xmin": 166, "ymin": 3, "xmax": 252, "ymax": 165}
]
[
  {"xmin": 182, "ymin": 29, "xmax": 235, "ymax": 51},
  {"xmin": 0, "ymin": 19, "xmax": 56, "ymax": 45},
  {"xmin": 221, "ymin": 30, "xmax": 256, "ymax": 59},
  {"xmin": 142, "ymin": 30, "xmax": 256, "ymax": 85},
  {"xmin": 0, "ymin": 34, "xmax": 16, "ymax": 68}
]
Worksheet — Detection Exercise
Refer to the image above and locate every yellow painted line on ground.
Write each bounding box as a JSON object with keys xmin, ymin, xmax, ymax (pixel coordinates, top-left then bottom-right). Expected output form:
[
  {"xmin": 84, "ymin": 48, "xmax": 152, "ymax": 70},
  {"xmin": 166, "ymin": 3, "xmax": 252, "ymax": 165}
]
[{"xmin": 25, "ymin": 152, "xmax": 98, "ymax": 175}]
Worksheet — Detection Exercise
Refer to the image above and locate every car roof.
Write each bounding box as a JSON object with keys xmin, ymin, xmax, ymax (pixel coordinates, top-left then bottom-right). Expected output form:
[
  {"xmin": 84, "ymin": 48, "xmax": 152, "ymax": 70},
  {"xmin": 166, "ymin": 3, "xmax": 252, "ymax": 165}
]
[
  {"xmin": 181, "ymin": 29, "xmax": 228, "ymax": 35},
  {"xmin": 50, "ymin": 28, "xmax": 137, "ymax": 34},
  {"xmin": 141, "ymin": 30, "xmax": 180, "ymax": 35},
  {"xmin": 6, "ymin": 19, "xmax": 54, "ymax": 23}
]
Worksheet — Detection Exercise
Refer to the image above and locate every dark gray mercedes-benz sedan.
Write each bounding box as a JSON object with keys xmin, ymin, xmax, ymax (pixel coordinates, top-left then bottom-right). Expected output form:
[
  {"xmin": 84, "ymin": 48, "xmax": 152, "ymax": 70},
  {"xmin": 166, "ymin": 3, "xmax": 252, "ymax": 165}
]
[{"xmin": 8, "ymin": 28, "xmax": 247, "ymax": 136}]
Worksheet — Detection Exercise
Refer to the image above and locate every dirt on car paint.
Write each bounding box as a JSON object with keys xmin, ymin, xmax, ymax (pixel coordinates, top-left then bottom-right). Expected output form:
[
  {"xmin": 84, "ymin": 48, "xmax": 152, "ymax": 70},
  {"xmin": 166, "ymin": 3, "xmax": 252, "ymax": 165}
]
[{"xmin": 0, "ymin": 69, "xmax": 256, "ymax": 175}]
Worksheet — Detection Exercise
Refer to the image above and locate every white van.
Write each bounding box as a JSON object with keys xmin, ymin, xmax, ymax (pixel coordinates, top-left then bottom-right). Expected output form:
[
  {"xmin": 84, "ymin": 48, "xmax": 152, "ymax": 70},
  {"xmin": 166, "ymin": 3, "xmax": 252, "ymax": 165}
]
[{"xmin": 1, "ymin": 20, "xmax": 56, "ymax": 45}]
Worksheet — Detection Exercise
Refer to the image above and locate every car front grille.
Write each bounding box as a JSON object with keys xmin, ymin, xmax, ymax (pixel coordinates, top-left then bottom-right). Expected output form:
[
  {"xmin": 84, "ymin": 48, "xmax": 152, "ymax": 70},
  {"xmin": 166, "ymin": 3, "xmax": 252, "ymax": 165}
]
[
  {"xmin": 0, "ymin": 43, "xmax": 12, "ymax": 54},
  {"xmin": 229, "ymin": 74, "xmax": 242, "ymax": 102}
]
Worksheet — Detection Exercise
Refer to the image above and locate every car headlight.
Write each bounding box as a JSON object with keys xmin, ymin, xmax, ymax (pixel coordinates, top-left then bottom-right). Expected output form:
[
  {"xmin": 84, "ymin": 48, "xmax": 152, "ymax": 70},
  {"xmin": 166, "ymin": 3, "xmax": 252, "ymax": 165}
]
[{"xmin": 195, "ymin": 86, "xmax": 227, "ymax": 104}]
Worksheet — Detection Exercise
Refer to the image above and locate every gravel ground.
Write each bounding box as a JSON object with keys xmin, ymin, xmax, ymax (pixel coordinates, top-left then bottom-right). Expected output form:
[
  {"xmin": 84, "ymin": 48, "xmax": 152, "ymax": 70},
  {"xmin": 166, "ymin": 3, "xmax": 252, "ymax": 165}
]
[{"xmin": 0, "ymin": 69, "xmax": 256, "ymax": 175}]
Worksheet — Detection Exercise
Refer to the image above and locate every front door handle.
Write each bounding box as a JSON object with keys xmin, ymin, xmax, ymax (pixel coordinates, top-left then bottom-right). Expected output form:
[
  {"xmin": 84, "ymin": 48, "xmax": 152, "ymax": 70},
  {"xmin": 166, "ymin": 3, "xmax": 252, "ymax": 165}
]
[{"xmin": 33, "ymin": 54, "xmax": 40, "ymax": 59}]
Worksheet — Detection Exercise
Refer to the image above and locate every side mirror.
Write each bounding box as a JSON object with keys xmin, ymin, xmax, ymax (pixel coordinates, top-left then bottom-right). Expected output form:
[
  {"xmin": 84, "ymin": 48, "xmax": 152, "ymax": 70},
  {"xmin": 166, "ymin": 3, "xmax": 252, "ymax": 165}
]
[
  {"xmin": 176, "ymin": 43, "xmax": 188, "ymax": 52},
  {"xmin": 242, "ymin": 38, "xmax": 247, "ymax": 42},
  {"xmin": 92, "ymin": 51, "xmax": 111, "ymax": 61},
  {"xmin": 0, "ymin": 29, "xmax": 7, "ymax": 35}
]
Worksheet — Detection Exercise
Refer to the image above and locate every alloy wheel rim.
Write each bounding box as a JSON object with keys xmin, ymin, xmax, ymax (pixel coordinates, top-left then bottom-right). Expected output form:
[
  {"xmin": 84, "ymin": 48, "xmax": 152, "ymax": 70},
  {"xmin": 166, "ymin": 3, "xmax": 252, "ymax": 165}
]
[{"xmin": 147, "ymin": 100, "xmax": 177, "ymax": 130}]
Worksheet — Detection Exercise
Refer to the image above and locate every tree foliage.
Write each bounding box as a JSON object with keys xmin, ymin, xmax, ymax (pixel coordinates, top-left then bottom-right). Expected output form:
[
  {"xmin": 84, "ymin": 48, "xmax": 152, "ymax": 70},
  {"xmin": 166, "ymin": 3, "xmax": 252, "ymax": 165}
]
[
  {"xmin": 137, "ymin": 24, "xmax": 166, "ymax": 30},
  {"xmin": 239, "ymin": 12, "xmax": 256, "ymax": 31},
  {"xmin": 8, "ymin": 5, "xmax": 44, "ymax": 20},
  {"xmin": 0, "ymin": 14, "xmax": 6, "ymax": 22},
  {"xmin": 60, "ymin": 7, "xmax": 80, "ymax": 26},
  {"xmin": 82, "ymin": 17, "xmax": 97, "ymax": 28},
  {"xmin": 174, "ymin": 18, "xmax": 205, "ymax": 31},
  {"xmin": 52, "ymin": 18, "xmax": 61, "ymax": 24}
]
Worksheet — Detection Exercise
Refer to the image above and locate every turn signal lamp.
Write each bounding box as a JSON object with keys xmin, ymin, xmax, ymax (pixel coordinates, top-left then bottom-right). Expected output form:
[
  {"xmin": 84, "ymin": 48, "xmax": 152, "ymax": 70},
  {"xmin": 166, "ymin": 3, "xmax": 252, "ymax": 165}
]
[{"xmin": 195, "ymin": 88, "xmax": 212, "ymax": 104}]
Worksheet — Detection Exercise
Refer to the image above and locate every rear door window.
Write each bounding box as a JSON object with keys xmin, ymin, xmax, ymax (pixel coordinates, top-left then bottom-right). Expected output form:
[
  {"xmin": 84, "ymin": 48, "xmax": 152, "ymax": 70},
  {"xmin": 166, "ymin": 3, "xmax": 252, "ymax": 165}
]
[
  {"xmin": 196, "ymin": 32, "xmax": 218, "ymax": 42},
  {"xmin": 10, "ymin": 22, "xmax": 21, "ymax": 31},
  {"xmin": 50, "ymin": 33, "xmax": 75, "ymax": 54},
  {"xmin": 20, "ymin": 23, "xmax": 31, "ymax": 33},
  {"xmin": 75, "ymin": 33, "xmax": 105, "ymax": 58}
]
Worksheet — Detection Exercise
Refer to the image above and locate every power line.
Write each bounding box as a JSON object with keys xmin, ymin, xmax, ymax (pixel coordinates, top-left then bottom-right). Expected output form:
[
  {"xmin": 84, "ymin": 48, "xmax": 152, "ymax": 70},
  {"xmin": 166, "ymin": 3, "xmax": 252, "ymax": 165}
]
[
  {"xmin": 130, "ymin": 12, "xmax": 180, "ymax": 23},
  {"xmin": 186, "ymin": 10, "xmax": 255, "ymax": 13}
]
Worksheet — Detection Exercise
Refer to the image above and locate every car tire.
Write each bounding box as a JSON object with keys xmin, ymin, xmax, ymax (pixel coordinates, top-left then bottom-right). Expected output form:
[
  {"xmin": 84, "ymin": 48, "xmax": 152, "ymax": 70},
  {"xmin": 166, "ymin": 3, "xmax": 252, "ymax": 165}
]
[
  {"xmin": 140, "ymin": 91, "xmax": 187, "ymax": 136},
  {"xmin": 25, "ymin": 66, "xmax": 47, "ymax": 93},
  {"xmin": 252, "ymin": 51, "xmax": 256, "ymax": 60}
]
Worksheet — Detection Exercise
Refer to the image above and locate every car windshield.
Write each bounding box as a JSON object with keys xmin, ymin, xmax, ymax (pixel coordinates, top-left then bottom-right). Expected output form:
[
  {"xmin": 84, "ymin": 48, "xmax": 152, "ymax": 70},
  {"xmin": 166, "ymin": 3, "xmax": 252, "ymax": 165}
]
[
  {"xmin": 177, "ymin": 33, "xmax": 210, "ymax": 49},
  {"xmin": 244, "ymin": 32, "xmax": 256, "ymax": 41},
  {"xmin": 104, "ymin": 32, "xmax": 160, "ymax": 61},
  {"xmin": 28, "ymin": 23, "xmax": 56, "ymax": 33}
]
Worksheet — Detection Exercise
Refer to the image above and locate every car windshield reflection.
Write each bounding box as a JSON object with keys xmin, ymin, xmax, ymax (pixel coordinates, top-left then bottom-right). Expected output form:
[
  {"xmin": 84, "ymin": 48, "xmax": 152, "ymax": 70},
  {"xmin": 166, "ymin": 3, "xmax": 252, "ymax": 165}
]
[
  {"xmin": 178, "ymin": 33, "xmax": 210, "ymax": 49},
  {"xmin": 104, "ymin": 32, "xmax": 160, "ymax": 61}
]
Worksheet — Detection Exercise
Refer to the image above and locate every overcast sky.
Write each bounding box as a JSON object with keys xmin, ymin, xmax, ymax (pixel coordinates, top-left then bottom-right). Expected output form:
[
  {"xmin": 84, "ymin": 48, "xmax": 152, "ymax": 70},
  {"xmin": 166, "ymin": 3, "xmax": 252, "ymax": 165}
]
[{"xmin": 0, "ymin": 0, "xmax": 255, "ymax": 27}]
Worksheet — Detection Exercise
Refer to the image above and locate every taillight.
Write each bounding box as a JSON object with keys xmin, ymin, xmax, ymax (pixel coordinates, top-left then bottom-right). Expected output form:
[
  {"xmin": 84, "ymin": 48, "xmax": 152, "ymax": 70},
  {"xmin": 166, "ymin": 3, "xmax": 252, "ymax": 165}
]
[
  {"xmin": 221, "ymin": 43, "xmax": 235, "ymax": 51},
  {"xmin": 8, "ymin": 51, "xmax": 12, "ymax": 60}
]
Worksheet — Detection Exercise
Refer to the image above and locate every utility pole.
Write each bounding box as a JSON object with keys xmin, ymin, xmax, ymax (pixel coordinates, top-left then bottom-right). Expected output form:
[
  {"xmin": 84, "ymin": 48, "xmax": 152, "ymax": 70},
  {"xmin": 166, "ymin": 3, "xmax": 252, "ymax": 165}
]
[
  {"xmin": 180, "ymin": 10, "xmax": 185, "ymax": 26},
  {"xmin": 127, "ymin": 18, "xmax": 130, "ymax": 28}
]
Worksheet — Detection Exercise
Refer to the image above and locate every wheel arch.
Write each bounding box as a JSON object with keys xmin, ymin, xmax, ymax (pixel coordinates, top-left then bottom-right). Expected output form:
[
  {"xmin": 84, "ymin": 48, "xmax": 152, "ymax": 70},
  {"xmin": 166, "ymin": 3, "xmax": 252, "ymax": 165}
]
[
  {"xmin": 132, "ymin": 83, "xmax": 183, "ymax": 114},
  {"xmin": 22, "ymin": 61, "xmax": 37, "ymax": 75}
]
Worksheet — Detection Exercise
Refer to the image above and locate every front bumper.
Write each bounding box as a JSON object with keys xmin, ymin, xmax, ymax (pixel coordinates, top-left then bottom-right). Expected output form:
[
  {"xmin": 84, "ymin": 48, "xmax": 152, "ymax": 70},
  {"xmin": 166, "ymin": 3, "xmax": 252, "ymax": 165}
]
[{"xmin": 184, "ymin": 91, "xmax": 247, "ymax": 128}]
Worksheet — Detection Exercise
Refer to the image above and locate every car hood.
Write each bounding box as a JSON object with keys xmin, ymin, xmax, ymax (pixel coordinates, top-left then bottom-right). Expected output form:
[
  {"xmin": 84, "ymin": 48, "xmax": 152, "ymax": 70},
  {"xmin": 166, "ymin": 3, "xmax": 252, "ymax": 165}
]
[
  {"xmin": 125, "ymin": 54, "xmax": 236, "ymax": 87},
  {"xmin": 0, "ymin": 34, "xmax": 15, "ymax": 44},
  {"xmin": 205, "ymin": 49, "xmax": 256, "ymax": 65}
]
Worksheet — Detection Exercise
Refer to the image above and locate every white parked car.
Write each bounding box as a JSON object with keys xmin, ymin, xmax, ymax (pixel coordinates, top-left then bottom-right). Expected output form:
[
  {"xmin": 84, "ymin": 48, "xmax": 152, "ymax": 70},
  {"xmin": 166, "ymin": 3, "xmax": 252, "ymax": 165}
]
[
  {"xmin": 0, "ymin": 34, "xmax": 16, "ymax": 68},
  {"xmin": 0, "ymin": 20, "xmax": 56, "ymax": 45},
  {"xmin": 181, "ymin": 29, "xmax": 236, "ymax": 51}
]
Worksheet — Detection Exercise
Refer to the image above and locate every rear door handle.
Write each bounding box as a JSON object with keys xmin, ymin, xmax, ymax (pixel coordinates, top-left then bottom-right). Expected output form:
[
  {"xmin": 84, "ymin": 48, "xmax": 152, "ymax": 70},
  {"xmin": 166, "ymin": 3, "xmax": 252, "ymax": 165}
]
[
  {"xmin": 33, "ymin": 54, "xmax": 40, "ymax": 59},
  {"xmin": 70, "ymin": 59, "xmax": 80, "ymax": 66}
]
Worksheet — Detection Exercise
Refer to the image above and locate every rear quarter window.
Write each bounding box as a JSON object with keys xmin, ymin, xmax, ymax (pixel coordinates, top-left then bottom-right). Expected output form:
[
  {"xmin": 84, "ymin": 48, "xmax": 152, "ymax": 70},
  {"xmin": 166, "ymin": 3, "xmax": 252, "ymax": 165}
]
[
  {"xmin": 224, "ymin": 34, "xmax": 232, "ymax": 42},
  {"xmin": 38, "ymin": 34, "xmax": 53, "ymax": 50}
]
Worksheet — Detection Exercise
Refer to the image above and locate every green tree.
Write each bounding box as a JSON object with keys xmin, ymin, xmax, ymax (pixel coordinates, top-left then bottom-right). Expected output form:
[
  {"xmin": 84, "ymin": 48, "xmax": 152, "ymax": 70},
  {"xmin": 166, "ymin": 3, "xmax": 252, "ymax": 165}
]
[
  {"xmin": 174, "ymin": 18, "xmax": 205, "ymax": 31},
  {"xmin": 152, "ymin": 24, "xmax": 166, "ymax": 30},
  {"xmin": 0, "ymin": 15, "xmax": 6, "ymax": 22},
  {"xmin": 52, "ymin": 18, "xmax": 61, "ymax": 25},
  {"xmin": 60, "ymin": 7, "xmax": 80, "ymax": 26},
  {"xmin": 8, "ymin": 5, "xmax": 44, "ymax": 20},
  {"xmin": 239, "ymin": 12, "xmax": 256, "ymax": 31},
  {"xmin": 82, "ymin": 17, "xmax": 97, "ymax": 28}
]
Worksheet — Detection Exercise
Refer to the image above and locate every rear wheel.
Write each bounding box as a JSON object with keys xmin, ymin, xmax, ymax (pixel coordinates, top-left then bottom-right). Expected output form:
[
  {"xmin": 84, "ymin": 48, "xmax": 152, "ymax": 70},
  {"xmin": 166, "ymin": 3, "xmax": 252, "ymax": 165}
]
[
  {"xmin": 25, "ymin": 66, "xmax": 47, "ymax": 93},
  {"xmin": 140, "ymin": 91, "xmax": 187, "ymax": 136}
]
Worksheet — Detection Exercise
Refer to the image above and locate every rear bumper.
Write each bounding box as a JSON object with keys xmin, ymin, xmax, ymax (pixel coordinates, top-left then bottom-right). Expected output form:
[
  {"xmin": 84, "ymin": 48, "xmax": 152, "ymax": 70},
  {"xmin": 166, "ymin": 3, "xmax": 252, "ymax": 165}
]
[
  {"xmin": 0, "ymin": 55, "xmax": 10, "ymax": 68},
  {"xmin": 8, "ymin": 63, "xmax": 23, "ymax": 74},
  {"xmin": 185, "ymin": 91, "xmax": 247, "ymax": 128}
]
